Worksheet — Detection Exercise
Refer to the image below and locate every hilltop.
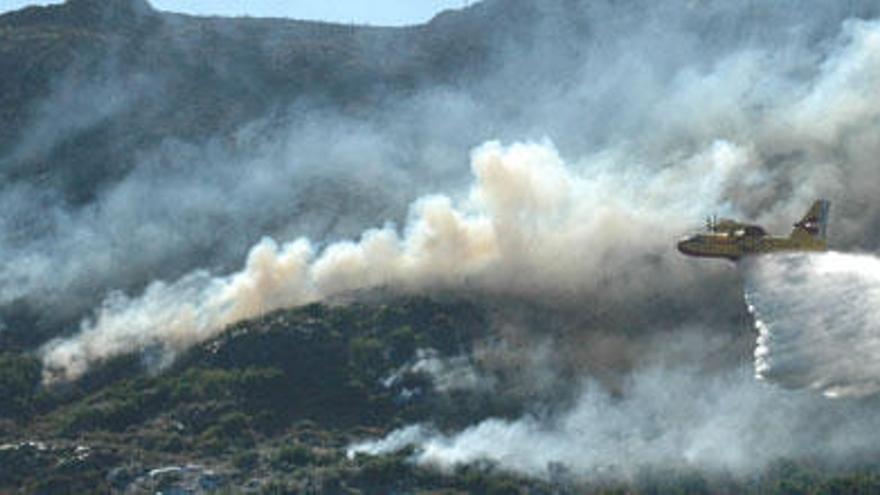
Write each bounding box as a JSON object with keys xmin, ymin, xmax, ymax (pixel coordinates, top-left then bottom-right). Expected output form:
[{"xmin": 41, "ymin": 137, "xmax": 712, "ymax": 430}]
[
  {"xmin": 0, "ymin": 0, "xmax": 531, "ymax": 204},
  {"xmin": 0, "ymin": 0, "xmax": 576, "ymax": 347}
]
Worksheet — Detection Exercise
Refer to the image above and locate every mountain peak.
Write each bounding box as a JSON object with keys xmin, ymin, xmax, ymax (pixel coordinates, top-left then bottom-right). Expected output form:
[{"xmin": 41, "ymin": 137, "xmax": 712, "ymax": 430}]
[
  {"xmin": 0, "ymin": 0, "xmax": 159, "ymax": 30},
  {"xmin": 64, "ymin": 0, "xmax": 156, "ymax": 21}
]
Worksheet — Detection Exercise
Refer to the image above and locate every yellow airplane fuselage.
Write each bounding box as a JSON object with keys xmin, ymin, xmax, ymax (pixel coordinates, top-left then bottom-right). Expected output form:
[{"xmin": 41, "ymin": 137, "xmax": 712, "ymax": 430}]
[
  {"xmin": 676, "ymin": 231, "xmax": 827, "ymax": 261},
  {"xmin": 677, "ymin": 199, "xmax": 830, "ymax": 261}
]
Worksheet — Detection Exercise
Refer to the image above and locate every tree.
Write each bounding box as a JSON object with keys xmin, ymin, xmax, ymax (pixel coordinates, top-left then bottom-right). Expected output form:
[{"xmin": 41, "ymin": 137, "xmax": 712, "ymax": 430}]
[{"xmin": 0, "ymin": 353, "xmax": 41, "ymax": 418}]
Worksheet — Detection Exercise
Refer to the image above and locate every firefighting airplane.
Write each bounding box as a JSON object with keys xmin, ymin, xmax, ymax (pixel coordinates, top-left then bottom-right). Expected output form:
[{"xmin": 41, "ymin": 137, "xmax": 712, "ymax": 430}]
[{"xmin": 677, "ymin": 200, "xmax": 830, "ymax": 261}]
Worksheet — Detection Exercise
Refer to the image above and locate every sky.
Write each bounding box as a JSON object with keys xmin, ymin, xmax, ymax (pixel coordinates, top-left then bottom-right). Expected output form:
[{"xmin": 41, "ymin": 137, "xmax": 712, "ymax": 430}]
[{"xmin": 0, "ymin": 0, "xmax": 472, "ymax": 26}]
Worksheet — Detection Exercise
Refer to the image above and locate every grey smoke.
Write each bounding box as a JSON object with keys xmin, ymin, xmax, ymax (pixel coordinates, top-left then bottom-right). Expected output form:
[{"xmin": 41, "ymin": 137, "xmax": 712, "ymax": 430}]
[
  {"xmin": 31, "ymin": 4, "xmax": 880, "ymax": 381},
  {"xmin": 0, "ymin": 104, "xmax": 453, "ymax": 321},
  {"xmin": 349, "ymin": 326, "xmax": 880, "ymax": 480},
  {"xmin": 350, "ymin": 364, "xmax": 880, "ymax": 481},
  {"xmin": 6, "ymin": 0, "xmax": 880, "ymax": 328},
  {"xmin": 39, "ymin": 138, "xmax": 741, "ymax": 381},
  {"xmin": 4, "ymin": 0, "xmax": 880, "ymax": 481},
  {"xmin": 344, "ymin": 8, "xmax": 880, "ymax": 481}
]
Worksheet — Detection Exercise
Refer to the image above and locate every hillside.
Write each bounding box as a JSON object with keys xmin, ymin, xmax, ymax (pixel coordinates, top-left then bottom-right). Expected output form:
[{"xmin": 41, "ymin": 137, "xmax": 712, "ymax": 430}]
[
  {"xmin": 0, "ymin": 296, "xmax": 552, "ymax": 493},
  {"xmin": 4, "ymin": 296, "xmax": 880, "ymax": 494},
  {"xmin": 0, "ymin": 0, "xmax": 569, "ymax": 347},
  {"xmin": 4, "ymin": 0, "xmax": 877, "ymax": 347},
  {"xmin": 6, "ymin": 0, "xmax": 880, "ymax": 493},
  {"xmin": 0, "ymin": 0, "xmax": 525, "ymax": 204}
]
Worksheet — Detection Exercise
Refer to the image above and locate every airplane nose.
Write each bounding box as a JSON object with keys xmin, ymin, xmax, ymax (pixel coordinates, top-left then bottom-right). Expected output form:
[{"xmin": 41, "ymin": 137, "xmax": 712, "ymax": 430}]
[{"xmin": 677, "ymin": 239, "xmax": 693, "ymax": 255}]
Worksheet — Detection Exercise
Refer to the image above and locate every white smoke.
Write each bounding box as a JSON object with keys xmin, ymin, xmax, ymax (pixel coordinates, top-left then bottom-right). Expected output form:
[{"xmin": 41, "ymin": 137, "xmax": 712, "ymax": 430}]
[
  {"xmin": 382, "ymin": 348, "xmax": 495, "ymax": 393},
  {"xmin": 40, "ymin": 16, "xmax": 880, "ymax": 381},
  {"xmin": 744, "ymin": 252, "xmax": 880, "ymax": 398},
  {"xmin": 4, "ymin": 2, "xmax": 878, "ymax": 325},
  {"xmin": 342, "ymin": 18, "xmax": 880, "ymax": 476},
  {"xmin": 30, "ymin": 10, "xmax": 880, "ymax": 389},
  {"xmin": 40, "ymin": 138, "xmax": 744, "ymax": 381},
  {"xmin": 13, "ymin": 3, "xmax": 880, "ymax": 483},
  {"xmin": 349, "ymin": 424, "xmax": 431, "ymax": 459},
  {"xmin": 349, "ymin": 250, "xmax": 880, "ymax": 481},
  {"xmin": 349, "ymin": 365, "xmax": 880, "ymax": 480}
]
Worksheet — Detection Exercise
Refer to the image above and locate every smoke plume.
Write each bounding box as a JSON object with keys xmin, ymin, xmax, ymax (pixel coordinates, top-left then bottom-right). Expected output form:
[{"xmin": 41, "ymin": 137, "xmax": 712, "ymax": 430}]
[
  {"xmin": 349, "ymin": 363, "xmax": 880, "ymax": 481},
  {"xmin": 40, "ymin": 138, "xmax": 737, "ymax": 381},
  {"xmin": 36, "ymin": 10, "xmax": 880, "ymax": 384},
  {"xmin": 5, "ymin": 0, "xmax": 880, "ymax": 482}
]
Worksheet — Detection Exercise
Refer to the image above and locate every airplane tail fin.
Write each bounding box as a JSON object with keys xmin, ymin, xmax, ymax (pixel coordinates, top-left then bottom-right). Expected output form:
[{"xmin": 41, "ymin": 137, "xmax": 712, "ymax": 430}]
[{"xmin": 791, "ymin": 199, "xmax": 830, "ymax": 240}]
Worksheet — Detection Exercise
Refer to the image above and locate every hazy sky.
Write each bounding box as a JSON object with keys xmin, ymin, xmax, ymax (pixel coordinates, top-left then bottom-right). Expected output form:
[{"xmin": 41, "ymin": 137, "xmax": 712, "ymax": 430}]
[{"xmin": 0, "ymin": 0, "xmax": 472, "ymax": 26}]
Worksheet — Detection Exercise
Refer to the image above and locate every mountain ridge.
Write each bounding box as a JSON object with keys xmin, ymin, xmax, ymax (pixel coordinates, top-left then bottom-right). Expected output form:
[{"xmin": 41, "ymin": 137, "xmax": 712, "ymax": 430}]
[{"xmin": 0, "ymin": 0, "xmax": 501, "ymax": 202}]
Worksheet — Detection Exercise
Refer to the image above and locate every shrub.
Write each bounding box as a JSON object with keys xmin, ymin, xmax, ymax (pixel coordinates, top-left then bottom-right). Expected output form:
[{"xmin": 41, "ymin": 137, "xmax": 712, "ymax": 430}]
[
  {"xmin": 349, "ymin": 336, "xmax": 385, "ymax": 380},
  {"xmin": 234, "ymin": 450, "xmax": 260, "ymax": 471},
  {"xmin": 0, "ymin": 353, "xmax": 41, "ymax": 418},
  {"xmin": 387, "ymin": 325, "xmax": 417, "ymax": 363},
  {"xmin": 273, "ymin": 444, "xmax": 313, "ymax": 468}
]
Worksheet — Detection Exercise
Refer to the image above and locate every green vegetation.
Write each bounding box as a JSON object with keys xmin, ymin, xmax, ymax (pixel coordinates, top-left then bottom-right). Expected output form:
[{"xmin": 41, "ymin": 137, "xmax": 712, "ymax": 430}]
[
  {"xmin": 0, "ymin": 353, "xmax": 41, "ymax": 418},
  {"xmin": 0, "ymin": 297, "xmax": 495, "ymax": 491},
  {"xmin": 273, "ymin": 444, "xmax": 314, "ymax": 468},
  {"xmin": 4, "ymin": 297, "xmax": 880, "ymax": 493},
  {"xmin": 39, "ymin": 297, "xmax": 486, "ymax": 437}
]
